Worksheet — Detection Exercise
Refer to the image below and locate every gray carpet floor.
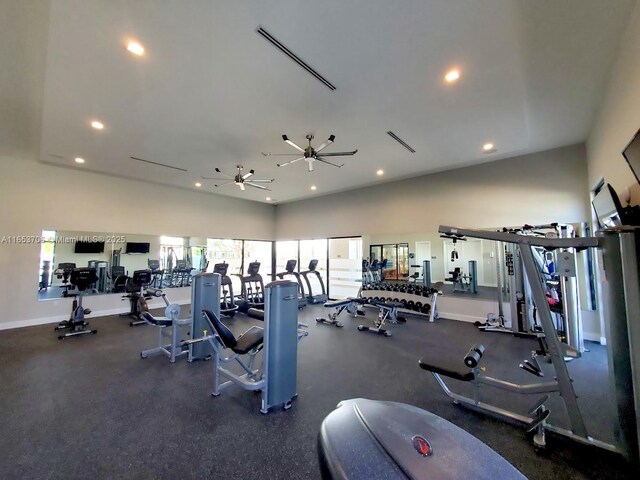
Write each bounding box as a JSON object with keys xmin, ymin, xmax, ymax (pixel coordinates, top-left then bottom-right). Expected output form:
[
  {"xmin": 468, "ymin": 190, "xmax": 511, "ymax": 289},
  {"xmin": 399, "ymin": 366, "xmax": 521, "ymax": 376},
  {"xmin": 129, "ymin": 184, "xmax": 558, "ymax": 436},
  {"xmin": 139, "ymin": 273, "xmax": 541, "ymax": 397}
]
[{"xmin": 0, "ymin": 304, "xmax": 635, "ymax": 479}]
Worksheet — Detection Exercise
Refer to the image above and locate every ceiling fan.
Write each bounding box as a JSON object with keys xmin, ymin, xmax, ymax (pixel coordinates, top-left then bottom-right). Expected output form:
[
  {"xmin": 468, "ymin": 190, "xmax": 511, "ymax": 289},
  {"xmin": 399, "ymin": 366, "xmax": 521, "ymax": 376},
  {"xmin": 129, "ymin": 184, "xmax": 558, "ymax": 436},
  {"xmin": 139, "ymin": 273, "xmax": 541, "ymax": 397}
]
[
  {"xmin": 262, "ymin": 134, "xmax": 358, "ymax": 172},
  {"xmin": 202, "ymin": 165, "xmax": 274, "ymax": 191}
]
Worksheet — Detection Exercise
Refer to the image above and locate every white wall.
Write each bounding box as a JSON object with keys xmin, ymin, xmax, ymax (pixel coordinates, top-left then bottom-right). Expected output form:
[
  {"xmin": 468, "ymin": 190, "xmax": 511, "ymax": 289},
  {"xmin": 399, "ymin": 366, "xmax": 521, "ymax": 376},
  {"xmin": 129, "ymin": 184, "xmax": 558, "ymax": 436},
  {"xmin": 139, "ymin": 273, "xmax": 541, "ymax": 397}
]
[
  {"xmin": 585, "ymin": 2, "xmax": 640, "ymax": 344},
  {"xmin": 586, "ymin": 1, "xmax": 640, "ymax": 196},
  {"xmin": 276, "ymin": 144, "xmax": 590, "ymax": 239},
  {"xmin": 0, "ymin": 156, "xmax": 275, "ymax": 329}
]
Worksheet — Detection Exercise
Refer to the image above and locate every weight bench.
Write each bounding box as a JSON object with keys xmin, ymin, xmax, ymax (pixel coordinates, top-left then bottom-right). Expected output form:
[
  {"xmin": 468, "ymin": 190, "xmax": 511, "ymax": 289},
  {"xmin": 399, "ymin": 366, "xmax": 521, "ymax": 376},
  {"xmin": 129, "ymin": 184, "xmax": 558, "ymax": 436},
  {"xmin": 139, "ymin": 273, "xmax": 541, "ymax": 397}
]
[
  {"xmin": 358, "ymin": 299, "xmax": 406, "ymax": 337},
  {"xmin": 316, "ymin": 297, "xmax": 366, "ymax": 327},
  {"xmin": 419, "ymin": 343, "xmax": 552, "ymax": 436}
]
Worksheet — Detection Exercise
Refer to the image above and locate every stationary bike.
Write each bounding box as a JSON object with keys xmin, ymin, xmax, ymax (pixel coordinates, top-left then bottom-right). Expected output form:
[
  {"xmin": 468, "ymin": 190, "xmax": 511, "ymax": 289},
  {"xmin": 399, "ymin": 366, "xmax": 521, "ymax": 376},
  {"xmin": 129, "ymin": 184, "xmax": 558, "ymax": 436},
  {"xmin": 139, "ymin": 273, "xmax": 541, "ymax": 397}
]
[{"xmin": 55, "ymin": 268, "xmax": 99, "ymax": 340}]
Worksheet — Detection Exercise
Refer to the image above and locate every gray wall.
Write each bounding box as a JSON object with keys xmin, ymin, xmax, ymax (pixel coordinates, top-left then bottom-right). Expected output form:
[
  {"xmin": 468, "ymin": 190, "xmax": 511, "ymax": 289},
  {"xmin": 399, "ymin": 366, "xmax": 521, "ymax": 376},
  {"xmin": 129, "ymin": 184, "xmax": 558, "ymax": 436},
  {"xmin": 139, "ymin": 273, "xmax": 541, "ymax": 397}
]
[
  {"xmin": 275, "ymin": 144, "xmax": 590, "ymax": 239},
  {"xmin": 0, "ymin": 156, "xmax": 275, "ymax": 328},
  {"xmin": 587, "ymin": 1, "xmax": 640, "ymax": 199}
]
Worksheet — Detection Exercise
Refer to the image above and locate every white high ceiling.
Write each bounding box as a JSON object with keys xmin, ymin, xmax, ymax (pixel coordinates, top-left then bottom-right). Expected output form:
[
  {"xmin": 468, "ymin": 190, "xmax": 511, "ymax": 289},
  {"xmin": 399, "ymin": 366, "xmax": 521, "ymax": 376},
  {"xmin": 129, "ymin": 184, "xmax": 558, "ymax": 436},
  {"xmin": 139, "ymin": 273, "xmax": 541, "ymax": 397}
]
[{"xmin": 37, "ymin": 0, "xmax": 636, "ymax": 203}]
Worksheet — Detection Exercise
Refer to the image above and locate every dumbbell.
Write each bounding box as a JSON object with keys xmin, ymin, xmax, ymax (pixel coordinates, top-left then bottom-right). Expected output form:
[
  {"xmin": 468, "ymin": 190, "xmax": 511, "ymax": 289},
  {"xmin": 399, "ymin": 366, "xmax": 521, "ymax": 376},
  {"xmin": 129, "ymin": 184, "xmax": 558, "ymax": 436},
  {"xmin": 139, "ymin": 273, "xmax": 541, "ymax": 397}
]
[
  {"xmin": 464, "ymin": 344, "xmax": 486, "ymax": 368},
  {"xmin": 407, "ymin": 300, "xmax": 415, "ymax": 310},
  {"xmin": 415, "ymin": 301, "xmax": 423, "ymax": 311},
  {"xmin": 420, "ymin": 304, "xmax": 431, "ymax": 314}
]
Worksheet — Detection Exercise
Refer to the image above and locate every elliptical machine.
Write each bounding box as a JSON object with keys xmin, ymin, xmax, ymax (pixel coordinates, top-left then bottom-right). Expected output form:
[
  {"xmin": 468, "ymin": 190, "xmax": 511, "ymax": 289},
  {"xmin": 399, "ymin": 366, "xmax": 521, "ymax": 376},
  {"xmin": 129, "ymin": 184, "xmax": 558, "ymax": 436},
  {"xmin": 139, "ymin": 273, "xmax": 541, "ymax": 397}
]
[
  {"xmin": 213, "ymin": 262, "xmax": 239, "ymax": 317},
  {"xmin": 234, "ymin": 261, "xmax": 265, "ymax": 313},
  {"xmin": 55, "ymin": 268, "xmax": 99, "ymax": 340}
]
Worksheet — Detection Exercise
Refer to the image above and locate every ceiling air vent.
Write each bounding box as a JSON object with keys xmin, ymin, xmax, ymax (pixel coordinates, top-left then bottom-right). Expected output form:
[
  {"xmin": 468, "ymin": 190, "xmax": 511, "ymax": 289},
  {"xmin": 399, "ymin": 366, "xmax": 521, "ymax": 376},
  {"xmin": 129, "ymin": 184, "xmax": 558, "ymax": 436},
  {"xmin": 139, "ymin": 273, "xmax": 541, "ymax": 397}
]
[
  {"xmin": 256, "ymin": 26, "xmax": 336, "ymax": 91},
  {"xmin": 130, "ymin": 156, "xmax": 187, "ymax": 172},
  {"xmin": 386, "ymin": 131, "xmax": 416, "ymax": 153}
]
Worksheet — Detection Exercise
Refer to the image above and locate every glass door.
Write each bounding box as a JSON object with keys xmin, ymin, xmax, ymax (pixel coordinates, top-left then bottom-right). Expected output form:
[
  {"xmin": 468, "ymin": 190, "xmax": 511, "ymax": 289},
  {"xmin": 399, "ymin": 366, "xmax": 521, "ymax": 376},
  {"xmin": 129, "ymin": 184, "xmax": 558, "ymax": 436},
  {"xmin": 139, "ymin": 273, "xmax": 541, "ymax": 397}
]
[{"xmin": 329, "ymin": 237, "xmax": 362, "ymax": 298}]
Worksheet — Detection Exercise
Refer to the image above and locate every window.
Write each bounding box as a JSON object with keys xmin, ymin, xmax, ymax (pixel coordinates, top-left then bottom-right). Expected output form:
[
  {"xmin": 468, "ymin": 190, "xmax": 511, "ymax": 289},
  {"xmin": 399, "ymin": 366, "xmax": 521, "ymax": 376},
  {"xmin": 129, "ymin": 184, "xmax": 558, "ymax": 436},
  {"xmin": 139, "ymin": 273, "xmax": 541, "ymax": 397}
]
[{"xmin": 328, "ymin": 237, "xmax": 362, "ymax": 298}]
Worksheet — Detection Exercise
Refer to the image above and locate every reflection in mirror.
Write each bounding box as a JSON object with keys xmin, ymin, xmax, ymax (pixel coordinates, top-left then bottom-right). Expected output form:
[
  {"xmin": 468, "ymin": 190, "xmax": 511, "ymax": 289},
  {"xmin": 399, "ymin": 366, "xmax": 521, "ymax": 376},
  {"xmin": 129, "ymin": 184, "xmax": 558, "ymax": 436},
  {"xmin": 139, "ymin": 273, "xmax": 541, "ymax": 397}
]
[{"xmin": 38, "ymin": 231, "xmax": 262, "ymax": 301}]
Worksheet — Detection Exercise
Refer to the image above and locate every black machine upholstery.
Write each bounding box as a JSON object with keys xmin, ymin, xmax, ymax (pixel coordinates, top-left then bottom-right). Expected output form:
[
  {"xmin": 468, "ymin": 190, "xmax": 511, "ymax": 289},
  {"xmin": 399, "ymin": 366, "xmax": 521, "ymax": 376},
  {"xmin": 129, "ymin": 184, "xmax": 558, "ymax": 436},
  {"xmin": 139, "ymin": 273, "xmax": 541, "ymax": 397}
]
[
  {"xmin": 202, "ymin": 310, "xmax": 264, "ymax": 355},
  {"xmin": 70, "ymin": 268, "xmax": 99, "ymax": 291},
  {"xmin": 324, "ymin": 297, "xmax": 366, "ymax": 309},
  {"xmin": 139, "ymin": 311, "xmax": 173, "ymax": 327},
  {"xmin": 370, "ymin": 299, "xmax": 403, "ymax": 309},
  {"xmin": 419, "ymin": 347, "xmax": 475, "ymax": 382},
  {"xmin": 125, "ymin": 270, "xmax": 152, "ymax": 293}
]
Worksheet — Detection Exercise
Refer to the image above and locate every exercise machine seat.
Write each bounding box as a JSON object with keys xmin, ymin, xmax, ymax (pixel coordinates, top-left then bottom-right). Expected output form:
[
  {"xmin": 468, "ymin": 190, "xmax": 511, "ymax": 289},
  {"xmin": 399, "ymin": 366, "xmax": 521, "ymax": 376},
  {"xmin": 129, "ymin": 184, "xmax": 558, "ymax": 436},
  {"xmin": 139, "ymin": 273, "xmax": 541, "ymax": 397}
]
[
  {"xmin": 370, "ymin": 299, "xmax": 403, "ymax": 309},
  {"xmin": 318, "ymin": 398, "xmax": 526, "ymax": 480},
  {"xmin": 139, "ymin": 311, "xmax": 173, "ymax": 328},
  {"xmin": 419, "ymin": 347, "xmax": 475, "ymax": 382},
  {"xmin": 202, "ymin": 310, "xmax": 264, "ymax": 355}
]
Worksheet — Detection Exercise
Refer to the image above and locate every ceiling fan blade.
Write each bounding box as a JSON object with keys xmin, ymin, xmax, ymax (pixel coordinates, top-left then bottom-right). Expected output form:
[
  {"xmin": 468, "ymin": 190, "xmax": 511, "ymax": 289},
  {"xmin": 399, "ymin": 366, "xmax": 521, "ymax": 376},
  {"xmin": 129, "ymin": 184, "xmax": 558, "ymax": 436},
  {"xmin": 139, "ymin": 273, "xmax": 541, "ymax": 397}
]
[
  {"xmin": 249, "ymin": 179, "xmax": 275, "ymax": 183},
  {"xmin": 316, "ymin": 156, "xmax": 344, "ymax": 168},
  {"xmin": 261, "ymin": 152, "xmax": 300, "ymax": 157},
  {"xmin": 319, "ymin": 149, "xmax": 358, "ymax": 157},
  {"xmin": 201, "ymin": 176, "xmax": 230, "ymax": 180},
  {"xmin": 239, "ymin": 182, "xmax": 245, "ymax": 191},
  {"xmin": 282, "ymin": 134, "xmax": 305, "ymax": 153},
  {"xmin": 242, "ymin": 169, "xmax": 255, "ymax": 180},
  {"xmin": 277, "ymin": 156, "xmax": 305, "ymax": 167},
  {"xmin": 213, "ymin": 168, "xmax": 233, "ymax": 178},
  {"xmin": 214, "ymin": 181, "xmax": 234, "ymax": 187},
  {"xmin": 246, "ymin": 182, "xmax": 271, "ymax": 191},
  {"xmin": 315, "ymin": 134, "xmax": 335, "ymax": 153}
]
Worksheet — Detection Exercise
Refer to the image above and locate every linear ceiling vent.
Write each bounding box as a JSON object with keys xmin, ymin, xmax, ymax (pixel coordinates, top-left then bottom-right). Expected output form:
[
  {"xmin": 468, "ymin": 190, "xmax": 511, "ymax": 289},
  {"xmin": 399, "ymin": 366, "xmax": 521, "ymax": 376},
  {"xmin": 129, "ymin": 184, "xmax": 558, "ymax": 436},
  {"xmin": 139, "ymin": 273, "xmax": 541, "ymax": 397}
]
[
  {"xmin": 256, "ymin": 25, "xmax": 336, "ymax": 91},
  {"xmin": 386, "ymin": 131, "xmax": 416, "ymax": 153},
  {"xmin": 130, "ymin": 156, "xmax": 187, "ymax": 172}
]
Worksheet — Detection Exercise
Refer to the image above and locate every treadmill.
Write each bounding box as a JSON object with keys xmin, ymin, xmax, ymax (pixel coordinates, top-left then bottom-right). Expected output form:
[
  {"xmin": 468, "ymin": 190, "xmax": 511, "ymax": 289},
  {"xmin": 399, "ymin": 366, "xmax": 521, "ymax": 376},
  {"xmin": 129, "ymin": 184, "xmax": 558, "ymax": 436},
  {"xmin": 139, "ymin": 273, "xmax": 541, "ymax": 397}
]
[
  {"xmin": 276, "ymin": 259, "xmax": 307, "ymax": 309},
  {"xmin": 300, "ymin": 259, "xmax": 328, "ymax": 304}
]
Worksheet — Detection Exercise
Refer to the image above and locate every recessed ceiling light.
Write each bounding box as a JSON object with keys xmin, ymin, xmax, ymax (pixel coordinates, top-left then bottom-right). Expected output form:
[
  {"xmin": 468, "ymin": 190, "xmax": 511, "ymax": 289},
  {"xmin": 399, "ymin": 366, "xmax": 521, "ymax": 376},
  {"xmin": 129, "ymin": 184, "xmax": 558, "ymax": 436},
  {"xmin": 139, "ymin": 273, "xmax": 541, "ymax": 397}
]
[
  {"xmin": 376, "ymin": 169, "xmax": 384, "ymax": 176},
  {"xmin": 74, "ymin": 157, "xmax": 85, "ymax": 164},
  {"xmin": 90, "ymin": 120, "xmax": 104, "ymax": 130},
  {"xmin": 310, "ymin": 185, "xmax": 317, "ymax": 191},
  {"xmin": 266, "ymin": 197, "xmax": 271, "ymax": 201},
  {"xmin": 444, "ymin": 69, "xmax": 461, "ymax": 83},
  {"xmin": 126, "ymin": 40, "xmax": 145, "ymax": 56},
  {"xmin": 482, "ymin": 142, "xmax": 496, "ymax": 153},
  {"xmin": 195, "ymin": 182, "xmax": 202, "ymax": 187}
]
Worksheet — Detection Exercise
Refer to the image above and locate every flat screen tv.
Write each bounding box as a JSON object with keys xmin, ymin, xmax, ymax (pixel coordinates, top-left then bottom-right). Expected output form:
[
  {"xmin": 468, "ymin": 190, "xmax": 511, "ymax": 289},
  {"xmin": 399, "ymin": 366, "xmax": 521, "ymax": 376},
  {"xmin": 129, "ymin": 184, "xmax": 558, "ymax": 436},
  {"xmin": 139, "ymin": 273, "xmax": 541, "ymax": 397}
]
[
  {"xmin": 622, "ymin": 128, "xmax": 640, "ymax": 185},
  {"xmin": 592, "ymin": 183, "xmax": 624, "ymax": 229},
  {"xmin": 125, "ymin": 242, "xmax": 150, "ymax": 254},
  {"xmin": 74, "ymin": 241, "xmax": 105, "ymax": 254}
]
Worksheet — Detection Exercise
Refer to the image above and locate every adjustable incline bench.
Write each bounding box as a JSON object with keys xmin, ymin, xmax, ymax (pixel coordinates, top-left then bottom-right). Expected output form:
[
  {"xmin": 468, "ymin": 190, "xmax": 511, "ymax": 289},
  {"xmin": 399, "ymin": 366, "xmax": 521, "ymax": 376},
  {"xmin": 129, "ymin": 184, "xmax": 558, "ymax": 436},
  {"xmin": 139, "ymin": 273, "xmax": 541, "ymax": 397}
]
[
  {"xmin": 316, "ymin": 297, "xmax": 366, "ymax": 327},
  {"xmin": 358, "ymin": 299, "xmax": 406, "ymax": 336}
]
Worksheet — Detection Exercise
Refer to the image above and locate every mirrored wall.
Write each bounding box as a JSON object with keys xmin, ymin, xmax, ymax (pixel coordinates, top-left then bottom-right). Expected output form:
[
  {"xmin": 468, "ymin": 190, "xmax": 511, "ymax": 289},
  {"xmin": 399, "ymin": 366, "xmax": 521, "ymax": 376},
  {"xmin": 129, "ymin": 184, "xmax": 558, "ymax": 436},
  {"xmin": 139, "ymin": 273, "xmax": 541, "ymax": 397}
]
[{"xmin": 37, "ymin": 230, "xmax": 274, "ymax": 301}]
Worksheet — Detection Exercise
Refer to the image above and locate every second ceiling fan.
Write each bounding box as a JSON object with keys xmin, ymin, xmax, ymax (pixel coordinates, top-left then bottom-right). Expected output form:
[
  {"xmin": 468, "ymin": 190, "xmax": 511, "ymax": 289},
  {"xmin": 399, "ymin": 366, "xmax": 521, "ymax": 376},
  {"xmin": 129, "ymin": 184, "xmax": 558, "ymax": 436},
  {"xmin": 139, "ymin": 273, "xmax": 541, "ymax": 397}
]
[
  {"xmin": 263, "ymin": 134, "xmax": 358, "ymax": 172},
  {"xmin": 202, "ymin": 165, "xmax": 274, "ymax": 191}
]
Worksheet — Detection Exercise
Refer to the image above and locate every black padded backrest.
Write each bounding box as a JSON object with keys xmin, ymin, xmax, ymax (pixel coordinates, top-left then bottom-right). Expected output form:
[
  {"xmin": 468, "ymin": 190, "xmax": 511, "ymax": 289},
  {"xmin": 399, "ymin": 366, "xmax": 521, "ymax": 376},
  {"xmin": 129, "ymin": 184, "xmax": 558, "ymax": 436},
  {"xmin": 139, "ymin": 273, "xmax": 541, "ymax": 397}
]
[
  {"xmin": 247, "ymin": 261, "xmax": 260, "ymax": 276},
  {"xmin": 285, "ymin": 259, "xmax": 297, "ymax": 273},
  {"xmin": 202, "ymin": 310, "xmax": 237, "ymax": 349},
  {"xmin": 213, "ymin": 262, "xmax": 229, "ymax": 276},
  {"xmin": 132, "ymin": 269, "xmax": 152, "ymax": 286},
  {"xmin": 308, "ymin": 259, "xmax": 318, "ymax": 271},
  {"xmin": 111, "ymin": 266, "xmax": 125, "ymax": 277},
  {"xmin": 71, "ymin": 268, "xmax": 98, "ymax": 291}
]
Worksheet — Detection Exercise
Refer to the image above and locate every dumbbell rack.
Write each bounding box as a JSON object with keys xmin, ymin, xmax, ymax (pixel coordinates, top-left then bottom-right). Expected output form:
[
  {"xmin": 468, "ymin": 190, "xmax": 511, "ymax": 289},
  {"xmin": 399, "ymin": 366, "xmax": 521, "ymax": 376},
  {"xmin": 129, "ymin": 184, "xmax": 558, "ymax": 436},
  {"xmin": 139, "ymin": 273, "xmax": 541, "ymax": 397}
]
[{"xmin": 359, "ymin": 283, "xmax": 440, "ymax": 323}]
